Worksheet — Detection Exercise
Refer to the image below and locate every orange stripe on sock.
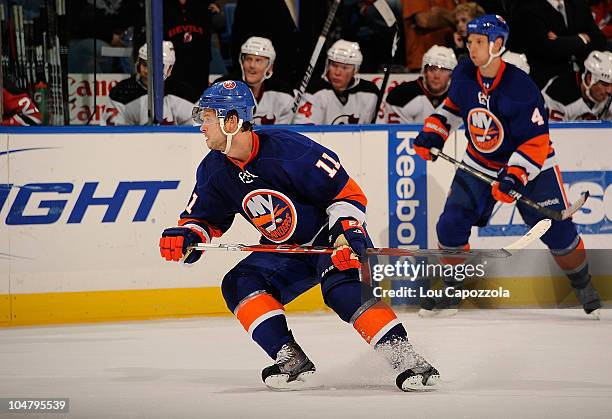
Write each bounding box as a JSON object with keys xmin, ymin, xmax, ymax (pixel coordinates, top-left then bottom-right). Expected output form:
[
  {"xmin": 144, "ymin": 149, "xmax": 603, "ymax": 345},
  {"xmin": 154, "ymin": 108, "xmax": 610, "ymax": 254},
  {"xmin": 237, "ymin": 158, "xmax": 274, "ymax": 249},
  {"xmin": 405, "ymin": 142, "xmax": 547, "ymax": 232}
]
[
  {"xmin": 353, "ymin": 301, "xmax": 398, "ymax": 344},
  {"xmin": 554, "ymin": 239, "xmax": 586, "ymax": 271},
  {"xmin": 236, "ymin": 293, "xmax": 284, "ymax": 332}
]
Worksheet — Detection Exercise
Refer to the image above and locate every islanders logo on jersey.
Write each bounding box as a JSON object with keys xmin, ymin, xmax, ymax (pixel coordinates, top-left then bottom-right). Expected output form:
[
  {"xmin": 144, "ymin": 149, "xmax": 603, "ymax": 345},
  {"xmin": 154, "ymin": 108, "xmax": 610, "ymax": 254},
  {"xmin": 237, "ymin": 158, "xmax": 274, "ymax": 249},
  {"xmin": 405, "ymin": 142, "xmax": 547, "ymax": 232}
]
[
  {"xmin": 467, "ymin": 108, "xmax": 505, "ymax": 153},
  {"xmin": 242, "ymin": 189, "xmax": 297, "ymax": 243},
  {"xmin": 222, "ymin": 80, "xmax": 237, "ymax": 89}
]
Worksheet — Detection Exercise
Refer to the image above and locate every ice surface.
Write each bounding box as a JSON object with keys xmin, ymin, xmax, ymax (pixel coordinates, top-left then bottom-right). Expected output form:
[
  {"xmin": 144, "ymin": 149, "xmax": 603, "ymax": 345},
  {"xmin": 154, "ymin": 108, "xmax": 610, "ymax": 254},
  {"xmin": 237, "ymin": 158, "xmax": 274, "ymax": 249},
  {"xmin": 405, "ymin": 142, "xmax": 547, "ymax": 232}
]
[{"xmin": 1, "ymin": 309, "xmax": 611, "ymax": 419}]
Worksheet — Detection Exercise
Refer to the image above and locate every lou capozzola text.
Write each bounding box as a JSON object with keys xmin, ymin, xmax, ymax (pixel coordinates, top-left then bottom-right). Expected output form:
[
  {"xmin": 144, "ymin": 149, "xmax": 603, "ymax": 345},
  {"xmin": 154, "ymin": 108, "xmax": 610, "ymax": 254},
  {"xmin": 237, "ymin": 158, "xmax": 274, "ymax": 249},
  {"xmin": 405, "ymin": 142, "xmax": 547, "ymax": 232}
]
[{"xmin": 371, "ymin": 260, "xmax": 511, "ymax": 299}]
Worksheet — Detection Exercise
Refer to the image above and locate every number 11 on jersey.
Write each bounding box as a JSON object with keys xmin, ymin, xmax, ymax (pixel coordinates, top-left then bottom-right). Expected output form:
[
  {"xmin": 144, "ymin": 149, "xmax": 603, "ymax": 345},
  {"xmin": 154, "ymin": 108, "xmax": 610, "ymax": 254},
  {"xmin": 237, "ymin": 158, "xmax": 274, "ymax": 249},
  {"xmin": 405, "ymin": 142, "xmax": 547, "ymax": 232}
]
[{"xmin": 316, "ymin": 152, "xmax": 341, "ymax": 178}]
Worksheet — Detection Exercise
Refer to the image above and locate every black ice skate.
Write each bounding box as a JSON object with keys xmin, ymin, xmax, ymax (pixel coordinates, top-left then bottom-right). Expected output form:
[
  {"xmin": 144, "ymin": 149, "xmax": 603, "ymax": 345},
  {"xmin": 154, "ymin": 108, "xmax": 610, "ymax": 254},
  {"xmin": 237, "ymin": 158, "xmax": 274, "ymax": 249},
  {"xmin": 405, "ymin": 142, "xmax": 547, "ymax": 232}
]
[
  {"xmin": 261, "ymin": 342, "xmax": 320, "ymax": 391},
  {"xmin": 573, "ymin": 281, "xmax": 602, "ymax": 319},
  {"xmin": 377, "ymin": 338, "xmax": 441, "ymax": 392},
  {"xmin": 396, "ymin": 365, "xmax": 441, "ymax": 392},
  {"xmin": 418, "ymin": 282, "xmax": 462, "ymax": 318}
]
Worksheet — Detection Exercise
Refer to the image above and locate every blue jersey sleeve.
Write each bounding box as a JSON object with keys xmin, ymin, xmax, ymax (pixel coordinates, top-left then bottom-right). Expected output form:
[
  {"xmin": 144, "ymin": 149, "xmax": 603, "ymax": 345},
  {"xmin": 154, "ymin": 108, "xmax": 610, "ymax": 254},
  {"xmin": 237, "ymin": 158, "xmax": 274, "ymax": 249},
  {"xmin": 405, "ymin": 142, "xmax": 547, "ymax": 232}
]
[
  {"xmin": 177, "ymin": 158, "xmax": 236, "ymax": 240},
  {"xmin": 503, "ymin": 74, "xmax": 551, "ymax": 180}
]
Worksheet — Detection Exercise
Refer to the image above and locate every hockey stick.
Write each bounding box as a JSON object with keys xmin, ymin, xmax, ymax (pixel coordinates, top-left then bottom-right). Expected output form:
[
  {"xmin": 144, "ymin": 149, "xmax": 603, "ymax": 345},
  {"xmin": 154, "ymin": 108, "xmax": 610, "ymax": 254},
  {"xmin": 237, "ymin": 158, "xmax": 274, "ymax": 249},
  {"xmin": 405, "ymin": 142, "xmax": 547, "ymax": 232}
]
[
  {"xmin": 185, "ymin": 219, "xmax": 550, "ymax": 260},
  {"xmin": 370, "ymin": 0, "xmax": 400, "ymax": 123},
  {"xmin": 290, "ymin": 0, "xmax": 341, "ymax": 120},
  {"xmin": 430, "ymin": 148, "xmax": 589, "ymax": 221}
]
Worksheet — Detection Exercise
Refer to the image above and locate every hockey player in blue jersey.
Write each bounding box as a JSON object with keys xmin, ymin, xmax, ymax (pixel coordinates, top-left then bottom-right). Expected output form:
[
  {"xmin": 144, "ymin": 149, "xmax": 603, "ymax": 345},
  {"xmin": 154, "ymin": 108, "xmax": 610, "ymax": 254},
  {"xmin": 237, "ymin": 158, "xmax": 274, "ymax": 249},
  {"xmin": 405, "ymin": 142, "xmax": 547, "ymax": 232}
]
[
  {"xmin": 158, "ymin": 80, "xmax": 440, "ymax": 391},
  {"xmin": 413, "ymin": 15, "xmax": 601, "ymax": 318}
]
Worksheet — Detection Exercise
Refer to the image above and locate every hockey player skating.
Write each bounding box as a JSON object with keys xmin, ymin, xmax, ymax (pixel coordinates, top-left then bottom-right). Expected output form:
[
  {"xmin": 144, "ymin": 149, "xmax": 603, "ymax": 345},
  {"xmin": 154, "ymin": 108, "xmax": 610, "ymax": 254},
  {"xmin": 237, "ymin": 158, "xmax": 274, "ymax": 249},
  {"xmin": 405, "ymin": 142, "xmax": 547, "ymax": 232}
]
[
  {"xmin": 542, "ymin": 50, "xmax": 612, "ymax": 121},
  {"xmin": 159, "ymin": 80, "xmax": 439, "ymax": 392},
  {"xmin": 215, "ymin": 36, "xmax": 294, "ymax": 125},
  {"xmin": 384, "ymin": 45, "xmax": 457, "ymax": 124},
  {"xmin": 294, "ymin": 40, "xmax": 380, "ymax": 125},
  {"xmin": 413, "ymin": 15, "xmax": 601, "ymax": 318}
]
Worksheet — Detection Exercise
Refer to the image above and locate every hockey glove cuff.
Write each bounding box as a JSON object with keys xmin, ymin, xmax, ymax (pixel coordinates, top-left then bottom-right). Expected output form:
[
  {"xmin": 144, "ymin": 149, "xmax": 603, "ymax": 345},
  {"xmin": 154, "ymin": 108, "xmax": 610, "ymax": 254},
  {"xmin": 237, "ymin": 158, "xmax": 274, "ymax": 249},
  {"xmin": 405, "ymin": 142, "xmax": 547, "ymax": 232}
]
[
  {"xmin": 329, "ymin": 218, "xmax": 368, "ymax": 271},
  {"xmin": 492, "ymin": 166, "xmax": 528, "ymax": 203},
  {"xmin": 159, "ymin": 226, "xmax": 207, "ymax": 263},
  {"xmin": 414, "ymin": 116, "xmax": 449, "ymax": 161}
]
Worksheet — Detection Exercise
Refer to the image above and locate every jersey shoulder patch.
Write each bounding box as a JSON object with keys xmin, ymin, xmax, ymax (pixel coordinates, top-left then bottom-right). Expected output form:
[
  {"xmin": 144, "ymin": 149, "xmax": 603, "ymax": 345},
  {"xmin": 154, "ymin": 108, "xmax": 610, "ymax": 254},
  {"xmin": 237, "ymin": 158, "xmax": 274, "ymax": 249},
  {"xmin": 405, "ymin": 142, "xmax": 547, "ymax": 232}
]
[
  {"xmin": 386, "ymin": 80, "xmax": 423, "ymax": 106},
  {"xmin": 352, "ymin": 79, "xmax": 380, "ymax": 95},
  {"xmin": 543, "ymin": 72, "xmax": 582, "ymax": 106},
  {"xmin": 166, "ymin": 76, "xmax": 198, "ymax": 102},
  {"xmin": 499, "ymin": 64, "xmax": 543, "ymax": 104},
  {"xmin": 306, "ymin": 77, "xmax": 332, "ymax": 94},
  {"xmin": 255, "ymin": 129, "xmax": 315, "ymax": 162},
  {"xmin": 264, "ymin": 77, "xmax": 294, "ymax": 96},
  {"xmin": 109, "ymin": 76, "xmax": 146, "ymax": 104}
]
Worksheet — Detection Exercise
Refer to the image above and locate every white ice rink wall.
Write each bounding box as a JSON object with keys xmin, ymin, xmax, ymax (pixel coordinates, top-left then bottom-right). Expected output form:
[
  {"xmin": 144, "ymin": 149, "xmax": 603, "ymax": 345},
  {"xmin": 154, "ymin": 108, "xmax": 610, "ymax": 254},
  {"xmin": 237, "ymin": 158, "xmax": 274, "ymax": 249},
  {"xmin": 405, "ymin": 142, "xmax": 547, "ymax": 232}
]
[{"xmin": 1, "ymin": 124, "xmax": 611, "ymax": 326}]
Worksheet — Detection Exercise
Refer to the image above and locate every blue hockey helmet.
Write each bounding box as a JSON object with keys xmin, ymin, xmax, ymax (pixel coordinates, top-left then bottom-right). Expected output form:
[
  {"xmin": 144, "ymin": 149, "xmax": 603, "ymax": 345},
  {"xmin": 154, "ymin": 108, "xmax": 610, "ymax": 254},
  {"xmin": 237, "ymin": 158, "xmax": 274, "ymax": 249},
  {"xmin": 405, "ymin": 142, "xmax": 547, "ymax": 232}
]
[
  {"xmin": 193, "ymin": 80, "xmax": 255, "ymax": 125},
  {"xmin": 466, "ymin": 14, "xmax": 509, "ymax": 47}
]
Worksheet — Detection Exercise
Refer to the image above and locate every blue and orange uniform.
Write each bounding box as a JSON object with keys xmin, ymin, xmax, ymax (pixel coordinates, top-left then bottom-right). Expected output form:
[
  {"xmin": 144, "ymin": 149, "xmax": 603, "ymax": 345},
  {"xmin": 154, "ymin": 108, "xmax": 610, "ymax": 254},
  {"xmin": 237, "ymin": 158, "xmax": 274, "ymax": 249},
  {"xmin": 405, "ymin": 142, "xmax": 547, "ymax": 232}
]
[{"xmin": 414, "ymin": 14, "xmax": 600, "ymax": 314}]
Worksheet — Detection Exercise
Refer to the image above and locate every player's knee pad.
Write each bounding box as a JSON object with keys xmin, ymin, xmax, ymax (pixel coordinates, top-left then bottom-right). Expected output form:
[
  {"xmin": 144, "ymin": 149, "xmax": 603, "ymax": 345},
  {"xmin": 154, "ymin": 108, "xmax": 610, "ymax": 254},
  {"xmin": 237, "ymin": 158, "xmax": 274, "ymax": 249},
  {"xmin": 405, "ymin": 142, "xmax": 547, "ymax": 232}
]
[
  {"xmin": 221, "ymin": 267, "xmax": 271, "ymax": 313},
  {"xmin": 436, "ymin": 206, "xmax": 472, "ymax": 248},
  {"xmin": 539, "ymin": 218, "xmax": 579, "ymax": 250},
  {"xmin": 322, "ymin": 279, "xmax": 374, "ymax": 323}
]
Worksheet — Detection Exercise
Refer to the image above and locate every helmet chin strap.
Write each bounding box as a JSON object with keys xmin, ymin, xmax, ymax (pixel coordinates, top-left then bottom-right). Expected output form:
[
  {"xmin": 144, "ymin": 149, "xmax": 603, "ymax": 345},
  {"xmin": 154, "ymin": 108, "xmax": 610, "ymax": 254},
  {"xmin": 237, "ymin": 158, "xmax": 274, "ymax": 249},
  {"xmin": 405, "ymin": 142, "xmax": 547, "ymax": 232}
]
[
  {"xmin": 220, "ymin": 117, "xmax": 244, "ymax": 155},
  {"xmin": 481, "ymin": 42, "xmax": 505, "ymax": 69}
]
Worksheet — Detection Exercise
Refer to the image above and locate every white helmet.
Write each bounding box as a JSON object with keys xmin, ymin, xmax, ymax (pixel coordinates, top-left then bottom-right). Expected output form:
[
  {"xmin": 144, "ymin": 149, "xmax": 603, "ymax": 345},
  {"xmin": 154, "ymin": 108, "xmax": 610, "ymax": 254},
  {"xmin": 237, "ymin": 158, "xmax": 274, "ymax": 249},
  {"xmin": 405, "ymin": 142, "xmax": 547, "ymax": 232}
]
[
  {"xmin": 327, "ymin": 40, "xmax": 363, "ymax": 71},
  {"xmin": 421, "ymin": 45, "xmax": 457, "ymax": 73},
  {"xmin": 138, "ymin": 41, "xmax": 176, "ymax": 80},
  {"xmin": 582, "ymin": 50, "xmax": 612, "ymax": 103},
  {"xmin": 584, "ymin": 50, "xmax": 612, "ymax": 84},
  {"xmin": 240, "ymin": 36, "xmax": 276, "ymax": 84},
  {"xmin": 502, "ymin": 51, "xmax": 530, "ymax": 74},
  {"xmin": 241, "ymin": 36, "xmax": 276, "ymax": 63}
]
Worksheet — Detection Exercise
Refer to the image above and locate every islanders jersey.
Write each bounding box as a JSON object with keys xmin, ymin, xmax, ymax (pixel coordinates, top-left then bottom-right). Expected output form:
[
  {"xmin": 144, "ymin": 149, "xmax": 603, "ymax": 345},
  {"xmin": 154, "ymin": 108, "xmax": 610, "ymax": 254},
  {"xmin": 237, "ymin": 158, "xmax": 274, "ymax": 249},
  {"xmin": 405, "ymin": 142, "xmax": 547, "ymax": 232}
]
[
  {"xmin": 542, "ymin": 72, "xmax": 612, "ymax": 122},
  {"xmin": 384, "ymin": 77, "xmax": 447, "ymax": 124},
  {"xmin": 215, "ymin": 73, "xmax": 295, "ymax": 125},
  {"xmin": 177, "ymin": 129, "xmax": 367, "ymax": 246},
  {"xmin": 294, "ymin": 77, "xmax": 379, "ymax": 125},
  {"xmin": 433, "ymin": 60, "xmax": 554, "ymax": 181}
]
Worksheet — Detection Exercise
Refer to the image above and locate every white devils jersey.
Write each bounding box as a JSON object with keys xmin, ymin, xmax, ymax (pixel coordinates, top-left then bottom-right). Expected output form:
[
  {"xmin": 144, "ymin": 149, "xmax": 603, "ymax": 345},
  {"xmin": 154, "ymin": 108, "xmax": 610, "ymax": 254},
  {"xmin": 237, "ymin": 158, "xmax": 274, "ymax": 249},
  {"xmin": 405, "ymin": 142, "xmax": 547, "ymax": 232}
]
[
  {"xmin": 109, "ymin": 75, "xmax": 194, "ymax": 125},
  {"xmin": 252, "ymin": 79, "xmax": 295, "ymax": 125},
  {"xmin": 294, "ymin": 77, "xmax": 379, "ymax": 125},
  {"xmin": 384, "ymin": 78, "xmax": 447, "ymax": 124},
  {"xmin": 215, "ymin": 74, "xmax": 295, "ymax": 125},
  {"xmin": 542, "ymin": 72, "xmax": 612, "ymax": 121}
]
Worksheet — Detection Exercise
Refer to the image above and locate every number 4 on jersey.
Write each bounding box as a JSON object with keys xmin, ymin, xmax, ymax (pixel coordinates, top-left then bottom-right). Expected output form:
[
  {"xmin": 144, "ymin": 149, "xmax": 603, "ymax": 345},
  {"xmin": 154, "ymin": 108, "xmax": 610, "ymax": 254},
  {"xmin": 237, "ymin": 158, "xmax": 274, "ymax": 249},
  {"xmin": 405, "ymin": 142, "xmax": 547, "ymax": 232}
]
[{"xmin": 531, "ymin": 108, "xmax": 544, "ymax": 126}]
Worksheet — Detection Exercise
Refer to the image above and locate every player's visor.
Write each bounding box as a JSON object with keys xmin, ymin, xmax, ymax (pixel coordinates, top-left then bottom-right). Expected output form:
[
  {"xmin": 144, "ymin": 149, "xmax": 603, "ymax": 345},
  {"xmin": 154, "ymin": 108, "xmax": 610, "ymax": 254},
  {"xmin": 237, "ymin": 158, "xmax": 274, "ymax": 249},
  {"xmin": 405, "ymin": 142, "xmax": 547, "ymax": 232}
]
[{"xmin": 191, "ymin": 107, "xmax": 220, "ymax": 126}]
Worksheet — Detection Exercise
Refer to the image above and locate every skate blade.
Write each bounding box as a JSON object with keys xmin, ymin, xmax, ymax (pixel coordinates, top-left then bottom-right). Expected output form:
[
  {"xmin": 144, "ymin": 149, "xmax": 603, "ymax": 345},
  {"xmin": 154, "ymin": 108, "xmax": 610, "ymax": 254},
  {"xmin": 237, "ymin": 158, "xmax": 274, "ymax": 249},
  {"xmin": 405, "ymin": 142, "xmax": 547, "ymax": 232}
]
[
  {"xmin": 418, "ymin": 308, "xmax": 458, "ymax": 318},
  {"xmin": 586, "ymin": 308, "xmax": 601, "ymax": 320},
  {"xmin": 400, "ymin": 372, "xmax": 441, "ymax": 392},
  {"xmin": 264, "ymin": 371, "xmax": 322, "ymax": 391}
]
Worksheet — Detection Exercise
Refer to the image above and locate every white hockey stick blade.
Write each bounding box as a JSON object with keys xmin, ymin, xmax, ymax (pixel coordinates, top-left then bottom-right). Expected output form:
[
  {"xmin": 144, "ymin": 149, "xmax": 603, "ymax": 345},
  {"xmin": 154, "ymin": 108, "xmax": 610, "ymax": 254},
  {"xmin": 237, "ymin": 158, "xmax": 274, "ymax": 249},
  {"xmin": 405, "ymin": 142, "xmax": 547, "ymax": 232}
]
[
  {"xmin": 373, "ymin": 0, "xmax": 397, "ymax": 27},
  {"xmin": 502, "ymin": 218, "xmax": 552, "ymax": 251},
  {"xmin": 561, "ymin": 191, "xmax": 589, "ymax": 220}
]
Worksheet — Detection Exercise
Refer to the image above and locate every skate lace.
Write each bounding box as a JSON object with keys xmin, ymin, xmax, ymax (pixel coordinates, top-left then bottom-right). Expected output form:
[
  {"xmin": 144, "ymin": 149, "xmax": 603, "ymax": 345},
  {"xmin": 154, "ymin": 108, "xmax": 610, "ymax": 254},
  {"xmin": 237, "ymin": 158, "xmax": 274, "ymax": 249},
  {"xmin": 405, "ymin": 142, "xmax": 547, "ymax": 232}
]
[{"xmin": 275, "ymin": 345, "xmax": 293, "ymax": 365}]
